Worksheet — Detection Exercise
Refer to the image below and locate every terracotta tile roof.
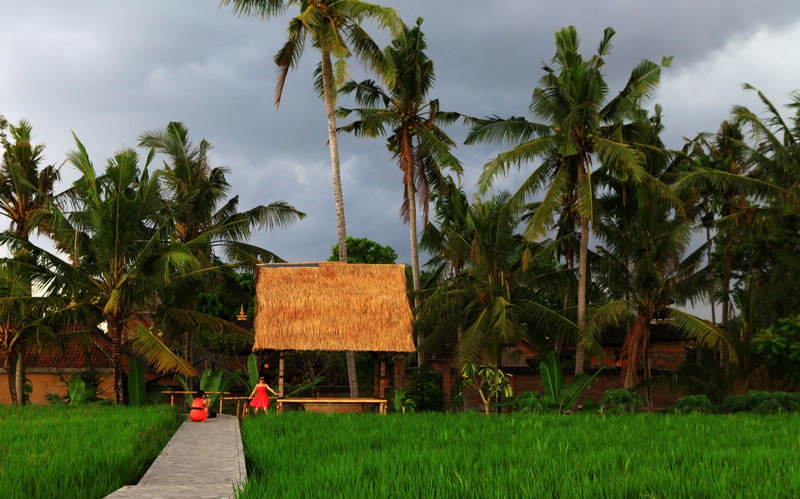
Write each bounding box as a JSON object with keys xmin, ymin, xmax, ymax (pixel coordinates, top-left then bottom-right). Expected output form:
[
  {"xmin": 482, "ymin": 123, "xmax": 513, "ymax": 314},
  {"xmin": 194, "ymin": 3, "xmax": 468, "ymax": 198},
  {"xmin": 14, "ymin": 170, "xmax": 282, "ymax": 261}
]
[{"xmin": 23, "ymin": 334, "xmax": 118, "ymax": 370}]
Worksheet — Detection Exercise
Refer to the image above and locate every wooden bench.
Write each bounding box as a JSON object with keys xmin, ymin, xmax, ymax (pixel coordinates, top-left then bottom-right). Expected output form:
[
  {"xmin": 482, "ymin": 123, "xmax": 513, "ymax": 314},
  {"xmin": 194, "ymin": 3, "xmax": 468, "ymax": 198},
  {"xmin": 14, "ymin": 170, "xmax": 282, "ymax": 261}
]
[{"xmin": 275, "ymin": 397, "xmax": 387, "ymax": 415}]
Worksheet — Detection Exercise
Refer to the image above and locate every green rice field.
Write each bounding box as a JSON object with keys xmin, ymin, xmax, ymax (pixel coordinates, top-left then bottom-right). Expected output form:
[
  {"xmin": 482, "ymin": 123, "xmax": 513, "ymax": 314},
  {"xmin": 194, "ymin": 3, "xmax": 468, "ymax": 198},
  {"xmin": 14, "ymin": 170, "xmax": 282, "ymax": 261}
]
[
  {"xmin": 0, "ymin": 405, "xmax": 182, "ymax": 499},
  {"xmin": 240, "ymin": 412, "xmax": 800, "ymax": 498}
]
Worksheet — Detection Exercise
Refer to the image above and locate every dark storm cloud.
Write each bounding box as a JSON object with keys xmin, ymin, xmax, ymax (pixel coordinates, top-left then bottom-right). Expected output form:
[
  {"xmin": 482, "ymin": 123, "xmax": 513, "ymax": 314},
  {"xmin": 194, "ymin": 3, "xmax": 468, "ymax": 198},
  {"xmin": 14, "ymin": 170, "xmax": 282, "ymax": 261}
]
[{"xmin": 2, "ymin": 0, "xmax": 799, "ymax": 268}]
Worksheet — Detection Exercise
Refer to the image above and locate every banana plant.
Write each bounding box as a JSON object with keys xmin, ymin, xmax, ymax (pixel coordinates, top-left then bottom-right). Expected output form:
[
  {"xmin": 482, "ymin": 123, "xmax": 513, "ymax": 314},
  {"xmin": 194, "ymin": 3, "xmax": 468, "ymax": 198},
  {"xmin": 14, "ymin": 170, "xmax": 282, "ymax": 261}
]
[
  {"xmin": 127, "ymin": 356, "xmax": 146, "ymax": 406},
  {"xmin": 181, "ymin": 366, "xmax": 244, "ymax": 411},
  {"xmin": 539, "ymin": 351, "xmax": 600, "ymax": 413},
  {"xmin": 245, "ymin": 354, "xmax": 259, "ymax": 392}
]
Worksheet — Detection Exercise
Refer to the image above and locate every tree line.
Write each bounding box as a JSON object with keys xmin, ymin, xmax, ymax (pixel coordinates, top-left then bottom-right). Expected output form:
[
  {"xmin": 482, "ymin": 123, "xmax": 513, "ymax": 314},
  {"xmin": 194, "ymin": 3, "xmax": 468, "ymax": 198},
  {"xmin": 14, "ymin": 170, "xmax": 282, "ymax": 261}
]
[{"xmin": 2, "ymin": 0, "xmax": 799, "ymax": 406}]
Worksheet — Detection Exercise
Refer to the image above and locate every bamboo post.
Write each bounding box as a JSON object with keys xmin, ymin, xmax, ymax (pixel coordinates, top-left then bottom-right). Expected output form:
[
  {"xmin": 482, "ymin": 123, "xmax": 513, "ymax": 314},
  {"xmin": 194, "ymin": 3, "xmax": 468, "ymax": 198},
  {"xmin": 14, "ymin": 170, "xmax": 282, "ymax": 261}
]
[
  {"xmin": 380, "ymin": 358, "xmax": 386, "ymax": 398},
  {"xmin": 279, "ymin": 351, "xmax": 285, "ymax": 397},
  {"xmin": 373, "ymin": 353, "xmax": 379, "ymax": 397}
]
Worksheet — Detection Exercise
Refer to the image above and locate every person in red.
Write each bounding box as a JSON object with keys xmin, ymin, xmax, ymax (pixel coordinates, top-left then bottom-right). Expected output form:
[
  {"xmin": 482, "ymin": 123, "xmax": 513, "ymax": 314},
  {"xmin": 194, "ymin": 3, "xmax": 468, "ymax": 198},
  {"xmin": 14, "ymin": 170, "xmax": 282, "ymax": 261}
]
[
  {"xmin": 189, "ymin": 390, "xmax": 209, "ymax": 422},
  {"xmin": 249, "ymin": 376, "xmax": 279, "ymax": 415}
]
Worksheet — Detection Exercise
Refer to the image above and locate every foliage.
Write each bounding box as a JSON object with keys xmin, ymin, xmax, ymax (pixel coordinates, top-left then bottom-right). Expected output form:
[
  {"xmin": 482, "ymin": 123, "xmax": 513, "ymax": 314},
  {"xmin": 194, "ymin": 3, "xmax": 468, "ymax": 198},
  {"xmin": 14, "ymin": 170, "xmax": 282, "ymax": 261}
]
[
  {"xmin": 45, "ymin": 372, "xmax": 105, "ymax": 406},
  {"xmin": 752, "ymin": 314, "xmax": 800, "ymax": 389},
  {"xmin": 0, "ymin": 405, "xmax": 181, "ymax": 497},
  {"xmin": 180, "ymin": 366, "xmax": 244, "ymax": 411},
  {"xmin": 599, "ymin": 389, "xmax": 644, "ymax": 414},
  {"xmin": 240, "ymin": 412, "xmax": 800, "ymax": 497},
  {"xmin": 670, "ymin": 394, "xmax": 717, "ymax": 414},
  {"xmin": 404, "ymin": 364, "xmax": 446, "ymax": 412},
  {"xmin": 466, "ymin": 26, "xmax": 671, "ymax": 377},
  {"xmin": 194, "ymin": 326, "xmax": 254, "ymax": 360},
  {"xmin": 720, "ymin": 390, "xmax": 800, "ymax": 414},
  {"xmin": 246, "ymin": 353, "xmax": 260, "ymax": 393},
  {"xmin": 460, "ymin": 361, "xmax": 513, "ymax": 414},
  {"xmin": 510, "ymin": 390, "xmax": 557, "ymax": 414},
  {"xmin": 127, "ymin": 356, "xmax": 146, "ymax": 406},
  {"xmin": 391, "ymin": 388, "xmax": 416, "ymax": 414},
  {"xmin": 127, "ymin": 356, "xmax": 164, "ymax": 406},
  {"xmin": 539, "ymin": 351, "xmax": 600, "ymax": 413},
  {"xmin": 328, "ymin": 236, "xmax": 397, "ymax": 264}
]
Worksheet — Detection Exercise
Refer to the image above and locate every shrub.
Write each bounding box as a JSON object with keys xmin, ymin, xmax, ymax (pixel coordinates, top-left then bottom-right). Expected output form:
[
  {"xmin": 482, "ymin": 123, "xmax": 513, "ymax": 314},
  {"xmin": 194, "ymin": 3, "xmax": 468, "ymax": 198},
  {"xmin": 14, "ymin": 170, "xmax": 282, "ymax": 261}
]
[
  {"xmin": 600, "ymin": 389, "xmax": 644, "ymax": 414},
  {"xmin": 405, "ymin": 364, "xmax": 446, "ymax": 412},
  {"xmin": 720, "ymin": 390, "xmax": 800, "ymax": 414},
  {"xmin": 671, "ymin": 394, "xmax": 717, "ymax": 414},
  {"xmin": 511, "ymin": 391, "xmax": 557, "ymax": 414}
]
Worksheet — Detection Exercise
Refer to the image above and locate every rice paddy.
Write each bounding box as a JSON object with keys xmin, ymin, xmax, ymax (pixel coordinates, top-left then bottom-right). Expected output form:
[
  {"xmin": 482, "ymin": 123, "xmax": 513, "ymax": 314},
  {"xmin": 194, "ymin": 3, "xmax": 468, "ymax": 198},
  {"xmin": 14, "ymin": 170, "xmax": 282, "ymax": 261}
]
[
  {"xmin": 239, "ymin": 412, "xmax": 800, "ymax": 498},
  {"xmin": 0, "ymin": 404, "xmax": 182, "ymax": 499},
  {"xmin": 3, "ymin": 406, "xmax": 799, "ymax": 498}
]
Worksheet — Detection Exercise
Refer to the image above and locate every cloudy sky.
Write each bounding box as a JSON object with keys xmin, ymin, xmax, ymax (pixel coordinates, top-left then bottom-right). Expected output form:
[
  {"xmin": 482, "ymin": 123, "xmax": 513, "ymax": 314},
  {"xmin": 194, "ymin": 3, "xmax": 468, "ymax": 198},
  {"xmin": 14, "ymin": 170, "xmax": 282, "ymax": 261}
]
[{"xmin": 3, "ymin": 0, "xmax": 800, "ymax": 275}]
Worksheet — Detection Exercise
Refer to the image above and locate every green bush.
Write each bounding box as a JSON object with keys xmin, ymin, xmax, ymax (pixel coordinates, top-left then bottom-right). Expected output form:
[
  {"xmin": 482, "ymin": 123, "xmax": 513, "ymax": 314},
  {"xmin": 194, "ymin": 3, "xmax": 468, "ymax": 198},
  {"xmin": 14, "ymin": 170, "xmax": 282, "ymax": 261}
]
[
  {"xmin": 600, "ymin": 389, "xmax": 644, "ymax": 414},
  {"xmin": 405, "ymin": 364, "xmax": 446, "ymax": 412},
  {"xmin": 720, "ymin": 390, "xmax": 800, "ymax": 414},
  {"xmin": 671, "ymin": 394, "xmax": 717, "ymax": 414},
  {"xmin": 752, "ymin": 315, "xmax": 800, "ymax": 389},
  {"xmin": 511, "ymin": 390, "xmax": 557, "ymax": 414}
]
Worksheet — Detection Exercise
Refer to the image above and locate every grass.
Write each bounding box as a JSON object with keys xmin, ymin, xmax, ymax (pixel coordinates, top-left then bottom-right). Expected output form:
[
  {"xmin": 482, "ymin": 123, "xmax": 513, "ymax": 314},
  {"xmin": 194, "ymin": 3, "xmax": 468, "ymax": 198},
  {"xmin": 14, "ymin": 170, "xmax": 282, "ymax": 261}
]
[
  {"xmin": 0, "ymin": 404, "xmax": 182, "ymax": 499},
  {"xmin": 239, "ymin": 412, "xmax": 800, "ymax": 498}
]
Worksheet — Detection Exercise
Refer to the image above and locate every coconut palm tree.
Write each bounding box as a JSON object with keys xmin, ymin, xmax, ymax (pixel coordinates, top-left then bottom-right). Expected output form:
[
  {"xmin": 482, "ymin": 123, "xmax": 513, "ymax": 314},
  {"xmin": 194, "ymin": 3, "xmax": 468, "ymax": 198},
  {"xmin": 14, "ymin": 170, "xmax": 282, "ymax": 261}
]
[
  {"xmin": 465, "ymin": 26, "xmax": 671, "ymax": 374},
  {"xmin": 590, "ymin": 108, "xmax": 725, "ymax": 399},
  {"xmin": 17, "ymin": 136, "xmax": 248, "ymax": 404},
  {"xmin": 0, "ymin": 117, "xmax": 60, "ymax": 405},
  {"xmin": 680, "ymin": 121, "xmax": 754, "ymax": 331},
  {"xmin": 139, "ymin": 122, "xmax": 304, "ymax": 382},
  {"xmin": 337, "ymin": 18, "xmax": 463, "ymax": 364},
  {"xmin": 418, "ymin": 185, "xmax": 574, "ymax": 370},
  {"xmin": 675, "ymin": 87, "xmax": 800, "ymax": 330},
  {"xmin": 222, "ymin": 0, "xmax": 400, "ymax": 397}
]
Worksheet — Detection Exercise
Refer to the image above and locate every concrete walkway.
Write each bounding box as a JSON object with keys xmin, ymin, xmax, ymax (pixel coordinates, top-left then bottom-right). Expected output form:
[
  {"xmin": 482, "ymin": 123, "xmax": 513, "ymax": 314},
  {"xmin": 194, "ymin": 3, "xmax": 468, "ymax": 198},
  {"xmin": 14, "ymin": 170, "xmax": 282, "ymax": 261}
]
[{"xmin": 106, "ymin": 414, "xmax": 247, "ymax": 499}]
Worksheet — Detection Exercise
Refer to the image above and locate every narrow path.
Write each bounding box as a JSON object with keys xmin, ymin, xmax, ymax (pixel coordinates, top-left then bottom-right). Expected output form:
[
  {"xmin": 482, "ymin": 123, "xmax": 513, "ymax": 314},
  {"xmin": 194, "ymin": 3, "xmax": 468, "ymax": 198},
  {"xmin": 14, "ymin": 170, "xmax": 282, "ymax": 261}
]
[{"xmin": 106, "ymin": 414, "xmax": 247, "ymax": 499}]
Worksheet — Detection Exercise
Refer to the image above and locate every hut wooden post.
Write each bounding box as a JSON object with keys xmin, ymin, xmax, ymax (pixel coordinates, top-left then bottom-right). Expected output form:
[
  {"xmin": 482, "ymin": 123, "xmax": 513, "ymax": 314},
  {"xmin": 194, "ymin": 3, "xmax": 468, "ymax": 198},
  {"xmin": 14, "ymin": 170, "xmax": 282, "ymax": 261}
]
[
  {"xmin": 372, "ymin": 353, "xmax": 379, "ymax": 397},
  {"xmin": 279, "ymin": 351, "xmax": 285, "ymax": 397},
  {"xmin": 380, "ymin": 356, "xmax": 386, "ymax": 398}
]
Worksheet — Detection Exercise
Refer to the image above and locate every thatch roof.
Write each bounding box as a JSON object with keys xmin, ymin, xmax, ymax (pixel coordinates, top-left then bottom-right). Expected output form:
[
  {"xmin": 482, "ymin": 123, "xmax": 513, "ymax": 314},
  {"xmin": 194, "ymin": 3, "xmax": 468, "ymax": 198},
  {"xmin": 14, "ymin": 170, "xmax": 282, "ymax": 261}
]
[{"xmin": 253, "ymin": 262, "xmax": 415, "ymax": 352}]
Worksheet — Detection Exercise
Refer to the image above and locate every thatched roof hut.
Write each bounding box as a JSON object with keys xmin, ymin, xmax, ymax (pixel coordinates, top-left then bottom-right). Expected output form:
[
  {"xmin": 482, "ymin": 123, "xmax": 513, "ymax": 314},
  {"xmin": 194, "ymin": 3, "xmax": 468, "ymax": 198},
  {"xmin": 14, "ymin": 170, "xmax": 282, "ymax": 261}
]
[{"xmin": 253, "ymin": 262, "xmax": 415, "ymax": 353}]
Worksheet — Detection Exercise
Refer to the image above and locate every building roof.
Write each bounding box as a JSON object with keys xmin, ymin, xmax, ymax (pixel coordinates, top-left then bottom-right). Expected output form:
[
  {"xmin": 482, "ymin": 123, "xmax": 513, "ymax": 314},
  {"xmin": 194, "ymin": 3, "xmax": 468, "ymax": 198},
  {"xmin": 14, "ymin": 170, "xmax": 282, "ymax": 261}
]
[
  {"xmin": 20, "ymin": 333, "xmax": 117, "ymax": 371},
  {"xmin": 253, "ymin": 262, "xmax": 415, "ymax": 353}
]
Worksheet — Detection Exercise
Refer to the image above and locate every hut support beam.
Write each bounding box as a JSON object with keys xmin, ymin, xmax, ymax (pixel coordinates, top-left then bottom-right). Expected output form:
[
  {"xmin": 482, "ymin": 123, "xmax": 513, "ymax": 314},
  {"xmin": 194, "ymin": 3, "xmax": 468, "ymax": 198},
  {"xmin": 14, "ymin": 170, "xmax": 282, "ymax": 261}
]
[
  {"xmin": 380, "ymin": 358, "xmax": 386, "ymax": 398},
  {"xmin": 279, "ymin": 351, "xmax": 284, "ymax": 397}
]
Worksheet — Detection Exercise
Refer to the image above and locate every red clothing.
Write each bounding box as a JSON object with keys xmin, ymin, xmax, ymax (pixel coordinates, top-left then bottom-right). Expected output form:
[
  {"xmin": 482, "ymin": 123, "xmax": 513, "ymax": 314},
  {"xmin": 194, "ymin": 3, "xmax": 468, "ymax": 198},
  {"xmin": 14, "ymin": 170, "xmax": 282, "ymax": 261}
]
[
  {"xmin": 189, "ymin": 397, "xmax": 207, "ymax": 422},
  {"xmin": 249, "ymin": 385, "xmax": 270, "ymax": 409}
]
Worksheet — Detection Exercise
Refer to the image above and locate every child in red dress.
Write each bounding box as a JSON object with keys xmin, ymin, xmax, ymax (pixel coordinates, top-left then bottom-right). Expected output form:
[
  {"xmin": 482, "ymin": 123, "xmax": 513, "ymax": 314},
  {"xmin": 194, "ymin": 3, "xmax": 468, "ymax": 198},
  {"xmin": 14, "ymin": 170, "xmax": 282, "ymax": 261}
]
[{"xmin": 249, "ymin": 376, "xmax": 279, "ymax": 414}]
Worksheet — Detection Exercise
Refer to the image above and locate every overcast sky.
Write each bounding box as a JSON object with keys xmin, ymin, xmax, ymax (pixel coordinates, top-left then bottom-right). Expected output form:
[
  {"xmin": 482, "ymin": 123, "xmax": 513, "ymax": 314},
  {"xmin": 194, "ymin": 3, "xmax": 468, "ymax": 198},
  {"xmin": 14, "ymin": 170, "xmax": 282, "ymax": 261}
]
[{"xmin": 3, "ymin": 0, "xmax": 800, "ymax": 278}]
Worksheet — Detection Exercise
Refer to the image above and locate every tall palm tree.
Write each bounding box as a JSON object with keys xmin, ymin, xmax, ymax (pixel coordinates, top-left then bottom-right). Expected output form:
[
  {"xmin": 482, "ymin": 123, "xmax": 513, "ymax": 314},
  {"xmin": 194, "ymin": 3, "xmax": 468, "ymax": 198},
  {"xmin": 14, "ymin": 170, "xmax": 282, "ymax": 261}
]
[
  {"xmin": 590, "ymin": 109, "xmax": 723, "ymax": 394},
  {"xmin": 466, "ymin": 26, "xmax": 671, "ymax": 374},
  {"xmin": 222, "ymin": 0, "xmax": 400, "ymax": 397},
  {"xmin": 0, "ymin": 117, "xmax": 60, "ymax": 405},
  {"xmin": 139, "ymin": 122, "xmax": 304, "ymax": 382},
  {"xmin": 337, "ymin": 18, "xmax": 463, "ymax": 364},
  {"xmin": 681, "ymin": 121, "xmax": 753, "ymax": 331}
]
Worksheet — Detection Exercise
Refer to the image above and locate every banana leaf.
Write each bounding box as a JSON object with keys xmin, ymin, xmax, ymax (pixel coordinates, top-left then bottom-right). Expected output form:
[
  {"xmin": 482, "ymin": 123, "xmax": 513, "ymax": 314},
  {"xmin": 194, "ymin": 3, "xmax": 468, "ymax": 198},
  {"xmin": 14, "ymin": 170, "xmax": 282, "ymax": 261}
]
[{"xmin": 127, "ymin": 356, "xmax": 146, "ymax": 406}]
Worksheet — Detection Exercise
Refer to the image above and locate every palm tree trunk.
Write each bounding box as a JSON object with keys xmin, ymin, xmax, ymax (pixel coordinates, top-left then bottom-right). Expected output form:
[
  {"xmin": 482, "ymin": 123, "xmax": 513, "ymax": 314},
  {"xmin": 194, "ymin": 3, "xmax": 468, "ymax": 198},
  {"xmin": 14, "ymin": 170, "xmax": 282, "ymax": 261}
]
[
  {"xmin": 575, "ymin": 170, "xmax": 590, "ymax": 376},
  {"xmin": 320, "ymin": 50, "xmax": 357, "ymax": 398},
  {"xmin": 406, "ymin": 177, "xmax": 424, "ymax": 366},
  {"xmin": 4, "ymin": 347, "xmax": 18, "ymax": 405},
  {"xmin": 320, "ymin": 51, "xmax": 348, "ymax": 263},
  {"xmin": 109, "ymin": 321, "xmax": 124, "ymax": 405},
  {"xmin": 15, "ymin": 346, "xmax": 24, "ymax": 406},
  {"xmin": 556, "ymin": 251, "xmax": 574, "ymax": 355},
  {"xmin": 706, "ymin": 224, "xmax": 716, "ymax": 325},
  {"xmin": 184, "ymin": 330, "xmax": 195, "ymax": 391}
]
